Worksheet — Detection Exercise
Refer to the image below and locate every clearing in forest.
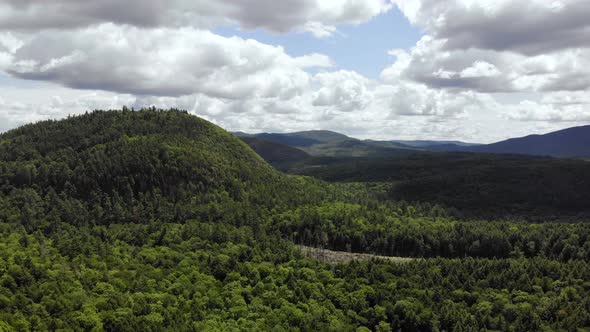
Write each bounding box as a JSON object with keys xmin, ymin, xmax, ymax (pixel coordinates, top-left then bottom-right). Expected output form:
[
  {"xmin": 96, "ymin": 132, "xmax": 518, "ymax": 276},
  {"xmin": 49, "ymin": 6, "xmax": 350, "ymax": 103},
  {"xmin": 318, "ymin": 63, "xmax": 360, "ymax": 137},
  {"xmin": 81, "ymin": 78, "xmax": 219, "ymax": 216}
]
[{"xmin": 298, "ymin": 245, "xmax": 415, "ymax": 264}]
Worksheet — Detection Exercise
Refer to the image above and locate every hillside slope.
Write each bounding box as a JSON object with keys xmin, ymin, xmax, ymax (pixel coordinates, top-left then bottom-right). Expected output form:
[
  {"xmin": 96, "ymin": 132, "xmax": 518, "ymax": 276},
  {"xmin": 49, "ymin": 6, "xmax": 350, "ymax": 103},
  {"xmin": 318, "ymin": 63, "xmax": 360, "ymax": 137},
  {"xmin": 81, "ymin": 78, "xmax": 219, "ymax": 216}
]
[
  {"xmin": 0, "ymin": 109, "xmax": 329, "ymax": 228},
  {"xmin": 469, "ymin": 125, "xmax": 590, "ymax": 157},
  {"xmin": 236, "ymin": 130, "xmax": 417, "ymax": 157},
  {"xmin": 238, "ymin": 136, "xmax": 310, "ymax": 166},
  {"xmin": 290, "ymin": 152, "xmax": 590, "ymax": 218},
  {"xmin": 241, "ymin": 125, "xmax": 590, "ymax": 158}
]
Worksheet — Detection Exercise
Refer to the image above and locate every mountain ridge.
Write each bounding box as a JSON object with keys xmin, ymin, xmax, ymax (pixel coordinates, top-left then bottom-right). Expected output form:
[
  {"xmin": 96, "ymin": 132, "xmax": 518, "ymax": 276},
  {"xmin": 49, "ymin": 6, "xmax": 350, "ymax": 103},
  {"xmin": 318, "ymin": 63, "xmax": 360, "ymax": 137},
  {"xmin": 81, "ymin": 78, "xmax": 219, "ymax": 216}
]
[
  {"xmin": 467, "ymin": 124, "xmax": 590, "ymax": 157},
  {"xmin": 236, "ymin": 124, "xmax": 590, "ymax": 158}
]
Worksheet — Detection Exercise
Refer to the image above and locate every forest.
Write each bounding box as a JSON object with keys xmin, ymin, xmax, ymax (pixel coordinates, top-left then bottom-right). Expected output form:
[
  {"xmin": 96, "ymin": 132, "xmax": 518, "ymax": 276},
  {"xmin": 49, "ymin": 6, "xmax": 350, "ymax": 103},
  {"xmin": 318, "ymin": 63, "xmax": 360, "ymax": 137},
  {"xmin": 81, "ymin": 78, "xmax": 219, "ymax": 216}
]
[
  {"xmin": 0, "ymin": 109, "xmax": 589, "ymax": 331},
  {"xmin": 286, "ymin": 153, "xmax": 590, "ymax": 220}
]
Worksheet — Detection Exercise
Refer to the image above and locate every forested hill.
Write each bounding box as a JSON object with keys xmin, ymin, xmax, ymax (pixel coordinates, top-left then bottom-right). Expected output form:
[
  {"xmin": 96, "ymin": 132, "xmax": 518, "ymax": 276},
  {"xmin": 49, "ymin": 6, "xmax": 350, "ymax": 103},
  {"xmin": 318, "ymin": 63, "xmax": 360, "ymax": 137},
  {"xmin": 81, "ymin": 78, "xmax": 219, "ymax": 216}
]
[
  {"xmin": 0, "ymin": 109, "xmax": 331, "ymax": 228},
  {"xmin": 238, "ymin": 136, "xmax": 310, "ymax": 166}
]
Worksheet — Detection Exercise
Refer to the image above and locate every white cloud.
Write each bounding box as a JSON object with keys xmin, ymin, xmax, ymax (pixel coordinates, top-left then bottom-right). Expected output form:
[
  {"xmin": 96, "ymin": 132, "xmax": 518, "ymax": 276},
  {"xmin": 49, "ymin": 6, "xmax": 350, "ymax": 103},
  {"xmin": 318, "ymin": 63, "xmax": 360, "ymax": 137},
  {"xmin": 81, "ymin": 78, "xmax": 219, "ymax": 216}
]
[
  {"xmin": 381, "ymin": 35, "xmax": 590, "ymax": 93},
  {"xmin": 0, "ymin": 86, "xmax": 136, "ymax": 131},
  {"xmin": 504, "ymin": 91, "xmax": 590, "ymax": 122},
  {"xmin": 0, "ymin": 32, "xmax": 23, "ymax": 53},
  {"xmin": 1, "ymin": 0, "xmax": 589, "ymax": 143},
  {"xmin": 5, "ymin": 24, "xmax": 331, "ymax": 100},
  {"xmin": 394, "ymin": 0, "xmax": 590, "ymax": 55},
  {"xmin": 312, "ymin": 71, "xmax": 374, "ymax": 112},
  {"xmin": 0, "ymin": 0, "xmax": 393, "ymax": 38},
  {"xmin": 377, "ymin": 82, "xmax": 488, "ymax": 118},
  {"xmin": 460, "ymin": 61, "xmax": 501, "ymax": 78},
  {"xmin": 302, "ymin": 22, "xmax": 338, "ymax": 39}
]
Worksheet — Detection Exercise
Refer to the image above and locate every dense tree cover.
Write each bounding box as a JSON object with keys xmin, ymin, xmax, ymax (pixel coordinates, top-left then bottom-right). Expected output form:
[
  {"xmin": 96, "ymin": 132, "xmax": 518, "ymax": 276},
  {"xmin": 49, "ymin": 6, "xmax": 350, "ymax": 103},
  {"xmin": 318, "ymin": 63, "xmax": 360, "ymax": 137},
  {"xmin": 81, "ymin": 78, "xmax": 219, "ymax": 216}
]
[
  {"xmin": 238, "ymin": 137, "xmax": 310, "ymax": 167},
  {"xmin": 289, "ymin": 153, "xmax": 590, "ymax": 219},
  {"xmin": 0, "ymin": 110, "xmax": 589, "ymax": 331},
  {"xmin": 275, "ymin": 202, "xmax": 590, "ymax": 260},
  {"xmin": 0, "ymin": 109, "xmax": 342, "ymax": 229},
  {"xmin": 1, "ymin": 221, "xmax": 589, "ymax": 331}
]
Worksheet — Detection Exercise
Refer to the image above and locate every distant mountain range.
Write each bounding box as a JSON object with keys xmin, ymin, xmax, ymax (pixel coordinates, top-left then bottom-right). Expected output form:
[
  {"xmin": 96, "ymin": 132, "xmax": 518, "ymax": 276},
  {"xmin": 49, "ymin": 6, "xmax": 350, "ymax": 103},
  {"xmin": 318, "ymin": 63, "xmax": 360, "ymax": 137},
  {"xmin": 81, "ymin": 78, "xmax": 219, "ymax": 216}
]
[
  {"xmin": 234, "ymin": 130, "xmax": 417, "ymax": 161},
  {"xmin": 391, "ymin": 140, "xmax": 482, "ymax": 148},
  {"xmin": 467, "ymin": 125, "xmax": 590, "ymax": 158},
  {"xmin": 235, "ymin": 124, "xmax": 590, "ymax": 160}
]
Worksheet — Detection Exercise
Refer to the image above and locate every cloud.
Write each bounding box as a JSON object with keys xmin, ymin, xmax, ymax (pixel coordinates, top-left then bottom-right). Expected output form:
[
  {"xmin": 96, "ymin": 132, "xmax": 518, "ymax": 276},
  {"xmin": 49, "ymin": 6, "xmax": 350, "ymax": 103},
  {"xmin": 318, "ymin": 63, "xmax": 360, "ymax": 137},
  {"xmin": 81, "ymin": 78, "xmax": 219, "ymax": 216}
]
[
  {"xmin": 394, "ymin": 0, "xmax": 590, "ymax": 55},
  {"xmin": 312, "ymin": 71, "xmax": 374, "ymax": 112},
  {"xmin": 504, "ymin": 91, "xmax": 590, "ymax": 122},
  {"xmin": 5, "ymin": 24, "xmax": 333, "ymax": 99},
  {"xmin": 301, "ymin": 22, "xmax": 338, "ymax": 39},
  {"xmin": 2, "ymin": 0, "xmax": 588, "ymax": 142},
  {"xmin": 0, "ymin": 0, "xmax": 392, "ymax": 38},
  {"xmin": 376, "ymin": 82, "xmax": 488, "ymax": 118},
  {"xmin": 0, "ymin": 88, "xmax": 135, "ymax": 131},
  {"xmin": 460, "ymin": 61, "xmax": 501, "ymax": 78},
  {"xmin": 381, "ymin": 35, "xmax": 590, "ymax": 93}
]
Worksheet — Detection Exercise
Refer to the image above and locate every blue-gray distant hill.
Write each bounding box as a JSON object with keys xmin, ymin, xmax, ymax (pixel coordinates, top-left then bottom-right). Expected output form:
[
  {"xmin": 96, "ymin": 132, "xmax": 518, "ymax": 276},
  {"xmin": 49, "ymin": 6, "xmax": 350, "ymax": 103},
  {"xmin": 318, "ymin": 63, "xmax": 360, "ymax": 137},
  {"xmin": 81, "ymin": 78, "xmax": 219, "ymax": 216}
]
[
  {"xmin": 467, "ymin": 125, "xmax": 590, "ymax": 158},
  {"xmin": 236, "ymin": 125, "xmax": 590, "ymax": 159},
  {"xmin": 234, "ymin": 130, "xmax": 418, "ymax": 158},
  {"xmin": 392, "ymin": 140, "xmax": 481, "ymax": 148}
]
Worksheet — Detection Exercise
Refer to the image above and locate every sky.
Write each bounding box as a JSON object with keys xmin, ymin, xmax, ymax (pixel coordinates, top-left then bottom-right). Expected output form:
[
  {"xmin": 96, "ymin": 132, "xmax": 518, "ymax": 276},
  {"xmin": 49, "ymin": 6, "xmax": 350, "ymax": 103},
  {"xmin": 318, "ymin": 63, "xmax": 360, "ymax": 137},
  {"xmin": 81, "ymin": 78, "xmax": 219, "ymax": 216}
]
[{"xmin": 0, "ymin": 0, "xmax": 589, "ymax": 143}]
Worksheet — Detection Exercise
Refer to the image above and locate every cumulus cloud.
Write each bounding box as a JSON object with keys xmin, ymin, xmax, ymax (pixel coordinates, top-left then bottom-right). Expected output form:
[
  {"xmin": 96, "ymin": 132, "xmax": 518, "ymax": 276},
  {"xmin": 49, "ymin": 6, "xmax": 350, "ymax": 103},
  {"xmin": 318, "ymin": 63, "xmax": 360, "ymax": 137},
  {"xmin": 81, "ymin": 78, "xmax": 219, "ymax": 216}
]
[
  {"xmin": 381, "ymin": 37, "xmax": 512, "ymax": 92},
  {"xmin": 504, "ymin": 91, "xmax": 590, "ymax": 122},
  {"xmin": 0, "ymin": 88, "xmax": 136, "ymax": 131},
  {"xmin": 460, "ymin": 61, "xmax": 501, "ymax": 78},
  {"xmin": 0, "ymin": 0, "xmax": 393, "ymax": 38},
  {"xmin": 385, "ymin": 0, "xmax": 590, "ymax": 104},
  {"xmin": 381, "ymin": 35, "xmax": 590, "ymax": 93},
  {"xmin": 5, "ymin": 24, "xmax": 333, "ymax": 99},
  {"xmin": 394, "ymin": 0, "xmax": 590, "ymax": 55},
  {"xmin": 1, "ymin": 0, "xmax": 589, "ymax": 142},
  {"xmin": 312, "ymin": 71, "xmax": 374, "ymax": 112},
  {"xmin": 376, "ymin": 82, "xmax": 488, "ymax": 118}
]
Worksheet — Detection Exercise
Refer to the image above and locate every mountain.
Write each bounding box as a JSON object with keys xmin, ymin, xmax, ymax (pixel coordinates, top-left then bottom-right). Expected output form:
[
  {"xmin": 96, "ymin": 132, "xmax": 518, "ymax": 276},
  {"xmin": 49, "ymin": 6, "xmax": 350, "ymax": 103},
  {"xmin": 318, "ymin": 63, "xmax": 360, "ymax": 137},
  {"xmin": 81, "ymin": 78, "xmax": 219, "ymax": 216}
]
[
  {"xmin": 392, "ymin": 140, "xmax": 482, "ymax": 148},
  {"xmin": 239, "ymin": 136, "xmax": 310, "ymax": 167},
  {"xmin": 234, "ymin": 130, "xmax": 418, "ymax": 158},
  {"xmin": 290, "ymin": 152, "xmax": 590, "ymax": 219},
  {"xmin": 469, "ymin": 125, "xmax": 590, "ymax": 157},
  {"xmin": 283, "ymin": 130, "xmax": 352, "ymax": 145},
  {"xmin": 0, "ymin": 109, "xmax": 330, "ymax": 228},
  {"xmin": 234, "ymin": 130, "xmax": 350, "ymax": 147},
  {"xmin": 241, "ymin": 125, "xmax": 590, "ymax": 159}
]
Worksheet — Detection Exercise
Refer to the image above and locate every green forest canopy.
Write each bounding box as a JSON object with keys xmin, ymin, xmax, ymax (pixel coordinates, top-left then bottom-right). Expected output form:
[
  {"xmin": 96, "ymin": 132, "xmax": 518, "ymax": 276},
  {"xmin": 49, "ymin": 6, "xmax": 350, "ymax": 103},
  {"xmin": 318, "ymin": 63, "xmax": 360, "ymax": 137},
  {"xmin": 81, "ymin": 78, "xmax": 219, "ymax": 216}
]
[{"xmin": 0, "ymin": 109, "xmax": 588, "ymax": 331}]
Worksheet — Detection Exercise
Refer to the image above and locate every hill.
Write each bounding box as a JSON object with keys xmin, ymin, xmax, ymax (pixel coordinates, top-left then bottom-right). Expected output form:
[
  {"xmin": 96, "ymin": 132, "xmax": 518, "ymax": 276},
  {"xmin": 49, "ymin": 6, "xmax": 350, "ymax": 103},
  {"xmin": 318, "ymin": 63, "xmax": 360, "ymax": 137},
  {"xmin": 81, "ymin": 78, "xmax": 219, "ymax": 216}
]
[
  {"xmin": 290, "ymin": 152, "xmax": 590, "ymax": 219},
  {"xmin": 241, "ymin": 125, "xmax": 590, "ymax": 158},
  {"xmin": 469, "ymin": 125, "xmax": 590, "ymax": 157},
  {"xmin": 392, "ymin": 140, "xmax": 481, "ymax": 148},
  {"xmin": 235, "ymin": 130, "xmax": 418, "ymax": 157},
  {"xmin": 0, "ymin": 109, "xmax": 331, "ymax": 229},
  {"xmin": 238, "ymin": 136, "xmax": 310, "ymax": 167}
]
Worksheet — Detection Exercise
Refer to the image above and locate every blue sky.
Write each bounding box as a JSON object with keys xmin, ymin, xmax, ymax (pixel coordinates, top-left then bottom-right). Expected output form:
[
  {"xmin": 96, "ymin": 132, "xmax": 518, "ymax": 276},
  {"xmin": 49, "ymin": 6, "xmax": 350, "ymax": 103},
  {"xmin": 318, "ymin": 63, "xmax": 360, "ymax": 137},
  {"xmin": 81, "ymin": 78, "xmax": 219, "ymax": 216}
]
[
  {"xmin": 0, "ymin": 1, "xmax": 589, "ymax": 142},
  {"xmin": 215, "ymin": 8, "xmax": 422, "ymax": 79}
]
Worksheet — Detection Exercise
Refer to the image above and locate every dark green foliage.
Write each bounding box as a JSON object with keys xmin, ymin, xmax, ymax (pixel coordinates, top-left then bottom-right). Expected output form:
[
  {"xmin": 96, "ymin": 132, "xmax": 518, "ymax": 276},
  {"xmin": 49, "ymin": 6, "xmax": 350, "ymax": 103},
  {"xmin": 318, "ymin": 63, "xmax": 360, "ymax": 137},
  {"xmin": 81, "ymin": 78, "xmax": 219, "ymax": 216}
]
[
  {"xmin": 0, "ymin": 109, "xmax": 334, "ymax": 229},
  {"xmin": 275, "ymin": 201, "xmax": 590, "ymax": 260},
  {"xmin": 239, "ymin": 137, "xmax": 310, "ymax": 167},
  {"xmin": 0, "ymin": 109, "xmax": 588, "ymax": 331},
  {"xmin": 290, "ymin": 153, "xmax": 590, "ymax": 219}
]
